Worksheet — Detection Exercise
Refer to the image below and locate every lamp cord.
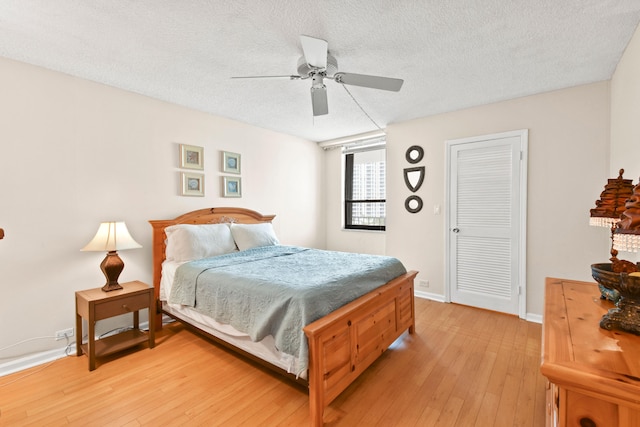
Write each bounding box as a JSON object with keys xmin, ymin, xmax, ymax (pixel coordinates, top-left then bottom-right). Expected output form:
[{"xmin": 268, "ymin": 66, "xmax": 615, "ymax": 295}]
[{"xmin": 0, "ymin": 335, "xmax": 74, "ymax": 387}]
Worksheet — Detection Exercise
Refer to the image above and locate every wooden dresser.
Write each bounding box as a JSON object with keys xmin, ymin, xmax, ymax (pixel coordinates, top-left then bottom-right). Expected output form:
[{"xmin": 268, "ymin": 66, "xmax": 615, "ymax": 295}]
[{"xmin": 542, "ymin": 277, "xmax": 640, "ymax": 427}]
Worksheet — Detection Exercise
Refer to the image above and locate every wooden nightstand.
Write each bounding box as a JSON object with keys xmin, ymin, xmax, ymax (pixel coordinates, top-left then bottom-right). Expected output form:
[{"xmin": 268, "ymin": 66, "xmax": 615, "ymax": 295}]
[{"xmin": 75, "ymin": 280, "xmax": 155, "ymax": 370}]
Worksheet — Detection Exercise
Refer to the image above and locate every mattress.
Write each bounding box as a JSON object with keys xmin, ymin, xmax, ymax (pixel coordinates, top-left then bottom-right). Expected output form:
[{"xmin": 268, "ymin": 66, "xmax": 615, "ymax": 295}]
[{"xmin": 160, "ymin": 260, "xmax": 302, "ymax": 376}]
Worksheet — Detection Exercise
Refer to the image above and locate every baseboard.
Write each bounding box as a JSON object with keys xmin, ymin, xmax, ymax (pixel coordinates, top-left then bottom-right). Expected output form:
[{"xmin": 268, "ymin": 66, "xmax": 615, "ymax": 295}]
[
  {"xmin": 526, "ymin": 313, "xmax": 543, "ymax": 324},
  {"xmin": 413, "ymin": 290, "xmax": 542, "ymax": 324},
  {"xmin": 414, "ymin": 289, "xmax": 446, "ymax": 302},
  {"xmin": 0, "ymin": 347, "xmax": 70, "ymax": 378},
  {"xmin": 0, "ymin": 320, "xmax": 153, "ymax": 378}
]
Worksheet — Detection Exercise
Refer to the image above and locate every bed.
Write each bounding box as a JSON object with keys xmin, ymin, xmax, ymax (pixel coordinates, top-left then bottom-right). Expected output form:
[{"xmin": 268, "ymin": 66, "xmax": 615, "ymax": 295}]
[{"xmin": 149, "ymin": 207, "xmax": 417, "ymax": 426}]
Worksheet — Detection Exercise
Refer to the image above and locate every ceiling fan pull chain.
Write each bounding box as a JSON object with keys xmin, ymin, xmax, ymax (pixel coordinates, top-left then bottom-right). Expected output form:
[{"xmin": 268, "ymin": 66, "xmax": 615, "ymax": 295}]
[{"xmin": 341, "ymin": 84, "xmax": 382, "ymax": 131}]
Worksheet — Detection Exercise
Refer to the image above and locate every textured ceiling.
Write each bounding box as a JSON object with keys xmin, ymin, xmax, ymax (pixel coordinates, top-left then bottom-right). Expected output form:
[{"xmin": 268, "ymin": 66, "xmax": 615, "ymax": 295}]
[{"xmin": 1, "ymin": 1, "xmax": 640, "ymax": 142}]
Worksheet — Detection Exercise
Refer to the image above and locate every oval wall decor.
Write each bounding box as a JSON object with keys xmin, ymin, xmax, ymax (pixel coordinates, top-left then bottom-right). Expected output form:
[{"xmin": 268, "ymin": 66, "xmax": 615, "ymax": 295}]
[
  {"xmin": 405, "ymin": 195, "xmax": 423, "ymax": 213},
  {"xmin": 405, "ymin": 145, "xmax": 424, "ymax": 164}
]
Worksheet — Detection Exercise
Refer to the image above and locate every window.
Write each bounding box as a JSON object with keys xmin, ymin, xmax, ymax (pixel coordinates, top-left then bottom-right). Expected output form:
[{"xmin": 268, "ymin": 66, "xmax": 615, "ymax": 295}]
[{"xmin": 344, "ymin": 145, "xmax": 386, "ymax": 231}]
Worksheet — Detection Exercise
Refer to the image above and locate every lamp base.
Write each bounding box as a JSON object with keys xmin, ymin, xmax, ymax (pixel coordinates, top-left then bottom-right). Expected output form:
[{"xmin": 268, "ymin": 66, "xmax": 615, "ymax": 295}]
[
  {"xmin": 101, "ymin": 282, "xmax": 124, "ymax": 292},
  {"xmin": 597, "ymin": 283, "xmax": 620, "ymax": 302},
  {"xmin": 600, "ymin": 297, "xmax": 640, "ymax": 335},
  {"xmin": 592, "ymin": 263, "xmax": 640, "ymax": 335},
  {"xmin": 100, "ymin": 251, "xmax": 124, "ymax": 292},
  {"xmin": 592, "ymin": 263, "xmax": 621, "ymax": 302}
]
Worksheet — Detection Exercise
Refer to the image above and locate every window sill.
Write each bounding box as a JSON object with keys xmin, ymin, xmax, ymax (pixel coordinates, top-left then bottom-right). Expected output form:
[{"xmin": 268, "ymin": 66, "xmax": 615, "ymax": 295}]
[{"xmin": 341, "ymin": 228, "xmax": 385, "ymax": 234}]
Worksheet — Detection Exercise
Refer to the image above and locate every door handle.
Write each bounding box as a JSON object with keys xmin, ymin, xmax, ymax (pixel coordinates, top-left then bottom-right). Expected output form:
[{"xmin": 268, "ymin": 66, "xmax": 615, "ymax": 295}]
[{"xmin": 452, "ymin": 228, "xmax": 460, "ymax": 233}]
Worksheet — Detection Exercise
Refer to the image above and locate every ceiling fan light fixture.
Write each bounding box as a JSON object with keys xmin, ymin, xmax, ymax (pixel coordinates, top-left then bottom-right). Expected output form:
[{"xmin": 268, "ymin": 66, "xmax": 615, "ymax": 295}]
[
  {"xmin": 297, "ymin": 54, "xmax": 338, "ymax": 77},
  {"xmin": 311, "ymin": 73, "xmax": 325, "ymax": 88}
]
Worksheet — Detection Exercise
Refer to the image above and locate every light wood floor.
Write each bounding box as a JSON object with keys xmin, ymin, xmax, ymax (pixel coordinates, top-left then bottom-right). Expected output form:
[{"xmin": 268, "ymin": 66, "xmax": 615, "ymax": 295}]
[{"xmin": 0, "ymin": 298, "xmax": 546, "ymax": 426}]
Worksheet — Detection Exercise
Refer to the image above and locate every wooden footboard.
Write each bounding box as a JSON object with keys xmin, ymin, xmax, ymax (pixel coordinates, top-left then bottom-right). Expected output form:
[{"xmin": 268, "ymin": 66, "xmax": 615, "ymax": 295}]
[{"xmin": 304, "ymin": 270, "xmax": 417, "ymax": 427}]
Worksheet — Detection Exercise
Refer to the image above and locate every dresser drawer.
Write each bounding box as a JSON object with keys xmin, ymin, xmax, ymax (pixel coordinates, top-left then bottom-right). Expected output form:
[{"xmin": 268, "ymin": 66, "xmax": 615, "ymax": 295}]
[{"xmin": 94, "ymin": 292, "xmax": 150, "ymax": 320}]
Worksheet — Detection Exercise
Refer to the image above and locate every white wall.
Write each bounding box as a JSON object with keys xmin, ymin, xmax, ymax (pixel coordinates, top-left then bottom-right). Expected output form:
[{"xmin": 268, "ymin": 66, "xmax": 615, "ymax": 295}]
[
  {"xmin": 611, "ymin": 22, "xmax": 640, "ymax": 264},
  {"xmin": 611, "ymin": 24, "xmax": 640, "ymax": 181},
  {"xmin": 326, "ymin": 82, "xmax": 611, "ymax": 318},
  {"xmin": 386, "ymin": 83, "xmax": 612, "ymax": 317},
  {"xmin": 0, "ymin": 56, "xmax": 324, "ymax": 362}
]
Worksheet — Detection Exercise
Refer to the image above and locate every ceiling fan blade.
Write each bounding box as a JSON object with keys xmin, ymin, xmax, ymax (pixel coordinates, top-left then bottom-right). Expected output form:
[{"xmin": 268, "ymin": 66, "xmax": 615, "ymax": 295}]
[
  {"xmin": 334, "ymin": 72, "xmax": 404, "ymax": 91},
  {"xmin": 300, "ymin": 35, "xmax": 328, "ymax": 69},
  {"xmin": 231, "ymin": 75, "xmax": 301, "ymax": 80},
  {"xmin": 310, "ymin": 86, "xmax": 328, "ymax": 116}
]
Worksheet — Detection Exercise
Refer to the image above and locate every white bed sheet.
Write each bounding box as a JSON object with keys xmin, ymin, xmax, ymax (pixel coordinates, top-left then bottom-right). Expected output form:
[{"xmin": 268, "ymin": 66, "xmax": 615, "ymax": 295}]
[{"xmin": 160, "ymin": 260, "xmax": 304, "ymax": 378}]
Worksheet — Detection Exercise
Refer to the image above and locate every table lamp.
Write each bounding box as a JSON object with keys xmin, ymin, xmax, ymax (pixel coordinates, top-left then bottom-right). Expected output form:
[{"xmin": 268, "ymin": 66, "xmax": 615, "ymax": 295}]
[
  {"xmin": 81, "ymin": 221, "xmax": 142, "ymax": 292},
  {"xmin": 589, "ymin": 169, "xmax": 634, "ymax": 300}
]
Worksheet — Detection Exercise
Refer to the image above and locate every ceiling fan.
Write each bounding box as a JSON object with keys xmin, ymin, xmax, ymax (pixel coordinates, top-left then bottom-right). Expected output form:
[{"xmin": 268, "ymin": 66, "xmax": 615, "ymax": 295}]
[{"xmin": 232, "ymin": 35, "xmax": 404, "ymax": 116}]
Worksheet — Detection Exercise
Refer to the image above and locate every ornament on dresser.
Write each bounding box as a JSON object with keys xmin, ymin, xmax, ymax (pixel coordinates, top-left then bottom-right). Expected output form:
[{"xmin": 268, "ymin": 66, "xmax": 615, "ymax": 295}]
[{"xmin": 591, "ymin": 173, "xmax": 640, "ymax": 335}]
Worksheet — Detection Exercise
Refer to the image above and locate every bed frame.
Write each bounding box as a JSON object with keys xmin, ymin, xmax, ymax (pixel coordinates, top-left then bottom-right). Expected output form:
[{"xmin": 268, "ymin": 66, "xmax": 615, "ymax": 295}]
[{"xmin": 149, "ymin": 207, "xmax": 417, "ymax": 426}]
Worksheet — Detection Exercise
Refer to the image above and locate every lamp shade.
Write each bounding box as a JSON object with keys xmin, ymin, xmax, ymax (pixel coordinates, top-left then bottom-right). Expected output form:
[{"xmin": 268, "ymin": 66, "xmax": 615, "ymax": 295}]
[
  {"xmin": 81, "ymin": 221, "xmax": 141, "ymax": 252},
  {"xmin": 590, "ymin": 169, "xmax": 634, "ymax": 227}
]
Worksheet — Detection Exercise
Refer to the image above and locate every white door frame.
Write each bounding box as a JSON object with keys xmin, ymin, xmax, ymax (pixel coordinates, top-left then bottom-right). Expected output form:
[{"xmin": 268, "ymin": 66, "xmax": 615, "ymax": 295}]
[{"xmin": 444, "ymin": 129, "xmax": 528, "ymax": 319}]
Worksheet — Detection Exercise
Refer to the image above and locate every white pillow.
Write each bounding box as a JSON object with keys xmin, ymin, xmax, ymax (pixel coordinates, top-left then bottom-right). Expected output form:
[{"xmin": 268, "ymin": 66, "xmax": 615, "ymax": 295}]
[
  {"xmin": 165, "ymin": 223, "xmax": 237, "ymax": 262},
  {"xmin": 230, "ymin": 223, "xmax": 279, "ymax": 251}
]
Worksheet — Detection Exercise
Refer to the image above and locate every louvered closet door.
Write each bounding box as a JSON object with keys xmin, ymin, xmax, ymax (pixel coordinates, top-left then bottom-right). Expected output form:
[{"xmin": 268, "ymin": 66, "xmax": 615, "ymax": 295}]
[{"xmin": 447, "ymin": 131, "xmax": 527, "ymax": 317}]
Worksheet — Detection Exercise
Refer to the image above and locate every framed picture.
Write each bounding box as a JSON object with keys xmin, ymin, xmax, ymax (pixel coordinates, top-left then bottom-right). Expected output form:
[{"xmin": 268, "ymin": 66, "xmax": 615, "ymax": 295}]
[
  {"xmin": 181, "ymin": 172, "xmax": 204, "ymax": 196},
  {"xmin": 222, "ymin": 151, "xmax": 241, "ymax": 174},
  {"xmin": 180, "ymin": 144, "xmax": 204, "ymax": 170},
  {"xmin": 223, "ymin": 176, "xmax": 242, "ymax": 198}
]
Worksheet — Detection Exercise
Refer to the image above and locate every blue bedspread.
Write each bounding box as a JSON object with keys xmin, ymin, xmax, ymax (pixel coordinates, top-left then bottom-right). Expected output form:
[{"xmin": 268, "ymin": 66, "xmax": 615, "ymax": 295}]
[{"xmin": 169, "ymin": 245, "xmax": 407, "ymax": 375}]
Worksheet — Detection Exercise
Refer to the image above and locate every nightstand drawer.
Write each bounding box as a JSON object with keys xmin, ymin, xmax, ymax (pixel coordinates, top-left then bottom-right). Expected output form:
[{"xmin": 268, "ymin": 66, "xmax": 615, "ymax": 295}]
[{"xmin": 94, "ymin": 293, "xmax": 150, "ymax": 320}]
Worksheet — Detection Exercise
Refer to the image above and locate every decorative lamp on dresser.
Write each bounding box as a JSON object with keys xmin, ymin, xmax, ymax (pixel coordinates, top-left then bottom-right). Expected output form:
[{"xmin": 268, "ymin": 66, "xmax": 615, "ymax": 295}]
[{"xmin": 541, "ymin": 277, "xmax": 640, "ymax": 427}]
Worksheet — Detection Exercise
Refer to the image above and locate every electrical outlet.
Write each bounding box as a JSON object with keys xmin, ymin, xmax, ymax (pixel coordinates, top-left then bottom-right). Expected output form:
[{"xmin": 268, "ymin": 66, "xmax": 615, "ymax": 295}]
[
  {"xmin": 55, "ymin": 328, "xmax": 74, "ymax": 341},
  {"xmin": 419, "ymin": 280, "xmax": 429, "ymax": 288}
]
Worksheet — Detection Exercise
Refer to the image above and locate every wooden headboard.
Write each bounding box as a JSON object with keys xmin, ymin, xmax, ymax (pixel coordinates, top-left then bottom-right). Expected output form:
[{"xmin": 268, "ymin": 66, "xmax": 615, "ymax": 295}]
[{"xmin": 148, "ymin": 207, "xmax": 275, "ymax": 329}]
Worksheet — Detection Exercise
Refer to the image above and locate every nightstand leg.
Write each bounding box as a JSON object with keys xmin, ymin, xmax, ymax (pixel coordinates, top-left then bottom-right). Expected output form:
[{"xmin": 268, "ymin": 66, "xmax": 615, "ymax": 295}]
[
  {"xmin": 88, "ymin": 312, "xmax": 96, "ymax": 371},
  {"xmin": 75, "ymin": 309, "xmax": 82, "ymax": 356},
  {"xmin": 133, "ymin": 310, "xmax": 139, "ymax": 330},
  {"xmin": 148, "ymin": 293, "xmax": 155, "ymax": 349}
]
